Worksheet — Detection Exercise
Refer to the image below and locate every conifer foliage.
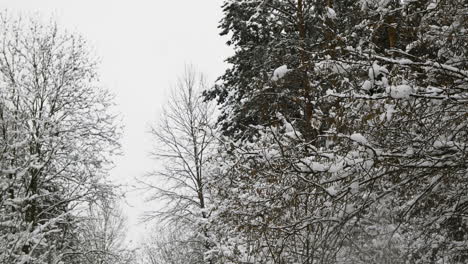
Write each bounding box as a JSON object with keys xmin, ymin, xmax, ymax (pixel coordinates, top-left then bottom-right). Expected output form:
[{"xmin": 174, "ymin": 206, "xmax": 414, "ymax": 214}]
[{"xmin": 204, "ymin": 0, "xmax": 468, "ymax": 263}]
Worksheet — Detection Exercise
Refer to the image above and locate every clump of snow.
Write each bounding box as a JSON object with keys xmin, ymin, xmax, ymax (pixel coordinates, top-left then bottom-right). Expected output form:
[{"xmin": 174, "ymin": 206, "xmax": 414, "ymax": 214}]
[
  {"xmin": 433, "ymin": 137, "xmax": 455, "ymax": 149},
  {"xmin": 345, "ymin": 204, "xmax": 355, "ymax": 214},
  {"xmin": 284, "ymin": 122, "xmax": 294, "ymax": 133},
  {"xmin": 388, "ymin": 85, "xmax": 413, "ymax": 99},
  {"xmin": 350, "ymin": 133, "xmax": 368, "ymax": 144},
  {"xmin": 397, "ymin": 58, "xmax": 413, "ymax": 64},
  {"xmin": 427, "ymin": 3, "xmax": 437, "ymax": 10},
  {"xmin": 433, "ymin": 140, "xmax": 444, "ymax": 148},
  {"xmin": 368, "ymin": 62, "xmax": 388, "ymax": 81},
  {"xmin": 426, "ymin": 86, "xmax": 443, "ymax": 94},
  {"xmin": 326, "ymin": 185, "xmax": 337, "ymax": 196},
  {"xmin": 328, "ymin": 161, "xmax": 344, "ymax": 173},
  {"xmin": 264, "ymin": 149, "xmax": 279, "ymax": 159},
  {"xmin": 349, "ymin": 182, "xmax": 359, "ymax": 194},
  {"xmin": 362, "ymin": 80, "xmax": 372, "ymax": 91},
  {"xmin": 365, "ymin": 62, "xmax": 390, "ymax": 93},
  {"xmin": 277, "ymin": 112, "xmax": 301, "ymax": 139},
  {"xmin": 384, "ymin": 104, "xmax": 396, "ymax": 121},
  {"xmin": 364, "ymin": 160, "xmax": 374, "ymax": 169},
  {"xmin": 271, "ymin": 65, "xmax": 290, "ymax": 81},
  {"xmin": 406, "ymin": 147, "xmax": 414, "ymax": 155},
  {"xmin": 311, "ymin": 162, "xmax": 327, "ymax": 172},
  {"xmin": 326, "ymin": 7, "xmax": 337, "ymax": 19}
]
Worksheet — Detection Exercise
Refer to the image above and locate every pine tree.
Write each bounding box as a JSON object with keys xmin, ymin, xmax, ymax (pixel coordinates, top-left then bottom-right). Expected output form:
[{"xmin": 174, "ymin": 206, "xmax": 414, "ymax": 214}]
[{"xmin": 206, "ymin": 0, "xmax": 468, "ymax": 263}]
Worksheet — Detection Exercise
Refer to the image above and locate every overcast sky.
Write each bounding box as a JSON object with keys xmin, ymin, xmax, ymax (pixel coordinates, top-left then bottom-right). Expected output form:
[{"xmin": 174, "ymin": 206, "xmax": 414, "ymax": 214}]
[{"xmin": 2, "ymin": 0, "xmax": 232, "ymax": 244}]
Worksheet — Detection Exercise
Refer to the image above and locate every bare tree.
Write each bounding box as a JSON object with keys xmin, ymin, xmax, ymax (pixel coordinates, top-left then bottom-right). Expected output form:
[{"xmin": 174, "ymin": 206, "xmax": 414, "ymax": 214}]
[
  {"xmin": 142, "ymin": 65, "xmax": 216, "ymax": 262},
  {"xmin": 139, "ymin": 225, "xmax": 203, "ymax": 264},
  {"xmin": 0, "ymin": 13, "xmax": 120, "ymax": 263},
  {"xmin": 69, "ymin": 200, "xmax": 136, "ymax": 264}
]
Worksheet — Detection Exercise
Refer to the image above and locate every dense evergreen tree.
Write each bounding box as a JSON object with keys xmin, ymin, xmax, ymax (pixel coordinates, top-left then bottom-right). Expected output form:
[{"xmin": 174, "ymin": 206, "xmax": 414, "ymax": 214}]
[{"xmin": 205, "ymin": 0, "xmax": 468, "ymax": 263}]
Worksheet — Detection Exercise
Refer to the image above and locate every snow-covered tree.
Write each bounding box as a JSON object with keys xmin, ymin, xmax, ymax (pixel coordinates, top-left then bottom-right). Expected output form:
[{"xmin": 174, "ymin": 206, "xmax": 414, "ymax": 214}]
[
  {"xmin": 205, "ymin": 0, "xmax": 468, "ymax": 263},
  {"xmin": 205, "ymin": 0, "xmax": 359, "ymax": 141},
  {"xmin": 143, "ymin": 66, "xmax": 216, "ymax": 263},
  {"xmin": 0, "ymin": 14, "xmax": 120, "ymax": 264},
  {"xmin": 70, "ymin": 200, "xmax": 136, "ymax": 264},
  {"xmin": 139, "ymin": 225, "xmax": 205, "ymax": 264}
]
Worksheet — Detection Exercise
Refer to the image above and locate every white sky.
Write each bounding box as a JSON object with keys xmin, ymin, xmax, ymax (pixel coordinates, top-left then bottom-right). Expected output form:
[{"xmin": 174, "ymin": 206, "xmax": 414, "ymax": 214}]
[{"xmin": 1, "ymin": 0, "xmax": 232, "ymax": 245}]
